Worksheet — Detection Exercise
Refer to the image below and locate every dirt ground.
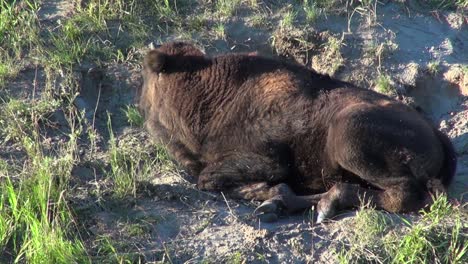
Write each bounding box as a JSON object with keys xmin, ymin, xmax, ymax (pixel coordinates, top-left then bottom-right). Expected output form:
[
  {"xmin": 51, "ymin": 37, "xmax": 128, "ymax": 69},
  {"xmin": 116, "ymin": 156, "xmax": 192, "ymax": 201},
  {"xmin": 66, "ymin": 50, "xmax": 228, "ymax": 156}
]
[{"xmin": 3, "ymin": 0, "xmax": 468, "ymax": 263}]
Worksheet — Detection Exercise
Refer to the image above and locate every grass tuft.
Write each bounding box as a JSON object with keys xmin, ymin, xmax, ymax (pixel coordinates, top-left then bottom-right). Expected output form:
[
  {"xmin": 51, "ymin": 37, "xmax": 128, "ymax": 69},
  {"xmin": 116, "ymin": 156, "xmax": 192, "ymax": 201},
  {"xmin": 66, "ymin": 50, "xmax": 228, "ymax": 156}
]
[
  {"xmin": 0, "ymin": 113, "xmax": 89, "ymax": 263},
  {"xmin": 123, "ymin": 105, "xmax": 144, "ymax": 127},
  {"xmin": 216, "ymin": 0, "xmax": 242, "ymax": 18},
  {"xmin": 213, "ymin": 22, "xmax": 226, "ymax": 40},
  {"xmin": 0, "ymin": 97, "xmax": 61, "ymax": 144},
  {"xmin": 336, "ymin": 195, "xmax": 468, "ymax": 264},
  {"xmin": 375, "ymin": 74, "xmax": 393, "ymax": 95},
  {"xmin": 303, "ymin": 0, "xmax": 320, "ymax": 23},
  {"xmin": 0, "ymin": 0, "xmax": 40, "ymax": 86},
  {"xmin": 427, "ymin": 60, "xmax": 441, "ymax": 75},
  {"xmin": 280, "ymin": 9, "xmax": 297, "ymax": 30},
  {"xmin": 107, "ymin": 113, "xmax": 173, "ymax": 198},
  {"xmin": 426, "ymin": 0, "xmax": 468, "ymax": 10}
]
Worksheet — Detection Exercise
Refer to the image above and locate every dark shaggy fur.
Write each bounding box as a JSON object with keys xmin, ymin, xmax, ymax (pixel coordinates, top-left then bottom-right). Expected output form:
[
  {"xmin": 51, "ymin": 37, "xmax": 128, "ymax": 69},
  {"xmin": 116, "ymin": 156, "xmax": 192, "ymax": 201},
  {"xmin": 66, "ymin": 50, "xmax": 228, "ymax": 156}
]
[{"xmin": 139, "ymin": 42, "xmax": 457, "ymax": 222}]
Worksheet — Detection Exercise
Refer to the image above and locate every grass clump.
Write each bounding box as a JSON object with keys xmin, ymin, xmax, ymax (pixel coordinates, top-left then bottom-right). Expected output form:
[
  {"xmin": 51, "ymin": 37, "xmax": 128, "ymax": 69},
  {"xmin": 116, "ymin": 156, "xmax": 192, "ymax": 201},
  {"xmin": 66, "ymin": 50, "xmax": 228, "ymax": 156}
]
[
  {"xmin": 317, "ymin": 35, "xmax": 344, "ymax": 75},
  {"xmin": 313, "ymin": 0, "xmax": 342, "ymax": 13},
  {"xmin": 280, "ymin": 9, "xmax": 297, "ymax": 30},
  {"xmin": 41, "ymin": 0, "xmax": 157, "ymax": 68},
  {"xmin": 250, "ymin": 13, "xmax": 269, "ymax": 28},
  {"xmin": 386, "ymin": 196, "xmax": 467, "ymax": 263},
  {"xmin": 0, "ymin": 63, "xmax": 90, "ymax": 262},
  {"xmin": 303, "ymin": 0, "xmax": 320, "ymax": 23},
  {"xmin": 0, "ymin": 98, "xmax": 61, "ymax": 143},
  {"xmin": 213, "ymin": 22, "xmax": 226, "ymax": 40},
  {"xmin": 123, "ymin": 105, "xmax": 144, "ymax": 127},
  {"xmin": 216, "ymin": 0, "xmax": 242, "ymax": 18},
  {"xmin": 227, "ymin": 251, "xmax": 245, "ymax": 264},
  {"xmin": 375, "ymin": 74, "xmax": 393, "ymax": 95},
  {"xmin": 144, "ymin": 0, "xmax": 189, "ymax": 24},
  {"xmin": 0, "ymin": 56, "xmax": 21, "ymax": 88},
  {"xmin": 0, "ymin": 0, "xmax": 40, "ymax": 86},
  {"xmin": 336, "ymin": 203, "xmax": 392, "ymax": 263},
  {"xmin": 107, "ymin": 113, "xmax": 173, "ymax": 198},
  {"xmin": 44, "ymin": 0, "xmax": 149, "ymax": 68},
  {"xmin": 45, "ymin": 19, "xmax": 93, "ymax": 68},
  {"xmin": 93, "ymin": 235, "xmax": 143, "ymax": 263},
  {"xmin": 187, "ymin": 14, "xmax": 208, "ymax": 32},
  {"xmin": 0, "ymin": 0, "xmax": 40, "ymax": 56},
  {"xmin": 427, "ymin": 60, "xmax": 441, "ymax": 75},
  {"xmin": 425, "ymin": 0, "xmax": 468, "ymax": 10},
  {"xmin": 0, "ymin": 111, "xmax": 89, "ymax": 262},
  {"xmin": 336, "ymin": 195, "xmax": 468, "ymax": 264},
  {"xmin": 364, "ymin": 40, "xmax": 398, "ymax": 69}
]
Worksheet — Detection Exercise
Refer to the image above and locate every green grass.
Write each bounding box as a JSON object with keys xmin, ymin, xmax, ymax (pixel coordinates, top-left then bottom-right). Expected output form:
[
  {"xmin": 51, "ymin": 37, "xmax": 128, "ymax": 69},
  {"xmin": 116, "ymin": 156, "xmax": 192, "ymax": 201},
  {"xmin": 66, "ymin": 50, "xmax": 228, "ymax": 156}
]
[
  {"xmin": 315, "ymin": 0, "xmax": 341, "ymax": 11},
  {"xmin": 0, "ymin": 0, "xmax": 40, "ymax": 86},
  {"xmin": 227, "ymin": 251, "xmax": 245, "ymax": 264},
  {"xmin": 250, "ymin": 13, "xmax": 269, "ymax": 28},
  {"xmin": 386, "ymin": 196, "xmax": 467, "ymax": 263},
  {"xmin": 107, "ymin": 113, "xmax": 173, "ymax": 198},
  {"xmin": 216, "ymin": 0, "xmax": 242, "ymax": 18},
  {"xmin": 45, "ymin": 19, "xmax": 93, "ymax": 68},
  {"xmin": 0, "ymin": 0, "xmax": 39, "ymax": 55},
  {"xmin": 336, "ymin": 195, "xmax": 468, "ymax": 264},
  {"xmin": 364, "ymin": 40, "xmax": 398, "ymax": 70},
  {"xmin": 303, "ymin": 0, "xmax": 319, "ymax": 23},
  {"xmin": 427, "ymin": 60, "xmax": 441, "ymax": 75},
  {"xmin": 1, "ymin": 0, "xmax": 180, "ymax": 259},
  {"xmin": 0, "ymin": 97, "xmax": 61, "ymax": 143},
  {"xmin": 426, "ymin": 0, "xmax": 468, "ymax": 10},
  {"xmin": 280, "ymin": 9, "xmax": 297, "ymax": 30},
  {"xmin": 108, "ymin": 113, "xmax": 139, "ymax": 198},
  {"xmin": 247, "ymin": 0, "xmax": 259, "ymax": 8},
  {"xmin": 0, "ymin": 56, "xmax": 21, "ymax": 88},
  {"xmin": 0, "ymin": 101, "xmax": 89, "ymax": 263},
  {"xmin": 322, "ymin": 36, "xmax": 344, "ymax": 74},
  {"xmin": 94, "ymin": 235, "xmax": 143, "ymax": 263},
  {"xmin": 187, "ymin": 14, "xmax": 208, "ymax": 32},
  {"xmin": 213, "ymin": 22, "xmax": 226, "ymax": 40},
  {"xmin": 145, "ymin": 0, "xmax": 180, "ymax": 22},
  {"xmin": 43, "ymin": 0, "xmax": 151, "ymax": 68},
  {"xmin": 0, "ymin": 0, "xmax": 156, "ymax": 257},
  {"xmin": 375, "ymin": 74, "xmax": 393, "ymax": 95},
  {"xmin": 123, "ymin": 105, "xmax": 144, "ymax": 127}
]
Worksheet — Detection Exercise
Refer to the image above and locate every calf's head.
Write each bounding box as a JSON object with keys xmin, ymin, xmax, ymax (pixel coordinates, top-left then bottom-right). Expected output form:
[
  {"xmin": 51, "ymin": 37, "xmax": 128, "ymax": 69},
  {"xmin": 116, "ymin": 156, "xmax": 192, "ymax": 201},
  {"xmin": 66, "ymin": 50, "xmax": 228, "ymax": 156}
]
[{"xmin": 138, "ymin": 42, "xmax": 207, "ymax": 117}]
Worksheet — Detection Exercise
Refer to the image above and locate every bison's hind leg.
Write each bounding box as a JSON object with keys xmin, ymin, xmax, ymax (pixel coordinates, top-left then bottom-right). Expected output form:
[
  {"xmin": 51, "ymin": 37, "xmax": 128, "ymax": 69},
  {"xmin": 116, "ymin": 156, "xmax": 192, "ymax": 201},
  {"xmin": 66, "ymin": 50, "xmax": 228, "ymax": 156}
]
[
  {"xmin": 315, "ymin": 179, "xmax": 427, "ymax": 223},
  {"xmin": 317, "ymin": 106, "xmax": 443, "ymax": 222}
]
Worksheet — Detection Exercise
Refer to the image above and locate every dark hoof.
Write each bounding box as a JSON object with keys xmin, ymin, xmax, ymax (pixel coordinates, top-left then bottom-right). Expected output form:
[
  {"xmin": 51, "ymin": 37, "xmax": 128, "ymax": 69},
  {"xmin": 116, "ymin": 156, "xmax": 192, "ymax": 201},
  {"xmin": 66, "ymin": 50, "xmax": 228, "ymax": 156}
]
[
  {"xmin": 257, "ymin": 213, "xmax": 279, "ymax": 222},
  {"xmin": 254, "ymin": 200, "xmax": 279, "ymax": 214},
  {"xmin": 254, "ymin": 197, "xmax": 285, "ymax": 222},
  {"xmin": 316, "ymin": 199, "xmax": 337, "ymax": 224}
]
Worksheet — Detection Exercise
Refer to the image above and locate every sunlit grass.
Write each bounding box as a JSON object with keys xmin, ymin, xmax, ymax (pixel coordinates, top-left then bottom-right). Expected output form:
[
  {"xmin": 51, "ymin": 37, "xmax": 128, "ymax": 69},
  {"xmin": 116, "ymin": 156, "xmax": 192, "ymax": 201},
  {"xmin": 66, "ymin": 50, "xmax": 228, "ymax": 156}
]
[{"xmin": 336, "ymin": 195, "xmax": 468, "ymax": 263}]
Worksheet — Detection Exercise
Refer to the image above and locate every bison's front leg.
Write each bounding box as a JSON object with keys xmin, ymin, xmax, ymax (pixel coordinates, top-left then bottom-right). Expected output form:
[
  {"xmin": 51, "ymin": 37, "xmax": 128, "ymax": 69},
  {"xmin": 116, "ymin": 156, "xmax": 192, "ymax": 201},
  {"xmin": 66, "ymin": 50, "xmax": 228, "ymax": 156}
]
[
  {"xmin": 196, "ymin": 152, "xmax": 289, "ymax": 191},
  {"xmin": 245, "ymin": 183, "xmax": 324, "ymax": 222},
  {"xmin": 145, "ymin": 119, "xmax": 203, "ymax": 176},
  {"xmin": 196, "ymin": 153, "xmax": 324, "ymax": 222}
]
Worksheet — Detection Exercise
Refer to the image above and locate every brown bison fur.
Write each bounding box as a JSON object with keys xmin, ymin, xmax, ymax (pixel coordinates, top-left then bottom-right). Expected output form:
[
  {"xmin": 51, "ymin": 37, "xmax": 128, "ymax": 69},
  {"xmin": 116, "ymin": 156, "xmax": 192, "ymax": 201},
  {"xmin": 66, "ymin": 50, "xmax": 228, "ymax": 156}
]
[{"xmin": 139, "ymin": 42, "xmax": 457, "ymax": 222}]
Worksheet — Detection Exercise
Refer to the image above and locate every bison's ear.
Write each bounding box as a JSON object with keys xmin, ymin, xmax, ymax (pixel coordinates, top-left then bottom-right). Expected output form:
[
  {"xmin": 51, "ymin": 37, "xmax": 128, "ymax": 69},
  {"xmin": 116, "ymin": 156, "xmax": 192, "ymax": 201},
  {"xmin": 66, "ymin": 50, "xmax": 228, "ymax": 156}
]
[{"xmin": 144, "ymin": 50, "xmax": 166, "ymax": 73}]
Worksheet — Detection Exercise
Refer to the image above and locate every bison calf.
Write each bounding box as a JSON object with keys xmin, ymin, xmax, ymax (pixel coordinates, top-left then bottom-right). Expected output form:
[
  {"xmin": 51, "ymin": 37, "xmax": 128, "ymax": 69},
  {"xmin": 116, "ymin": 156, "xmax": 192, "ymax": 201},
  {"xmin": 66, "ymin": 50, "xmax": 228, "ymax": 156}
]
[{"xmin": 139, "ymin": 42, "xmax": 456, "ymax": 223}]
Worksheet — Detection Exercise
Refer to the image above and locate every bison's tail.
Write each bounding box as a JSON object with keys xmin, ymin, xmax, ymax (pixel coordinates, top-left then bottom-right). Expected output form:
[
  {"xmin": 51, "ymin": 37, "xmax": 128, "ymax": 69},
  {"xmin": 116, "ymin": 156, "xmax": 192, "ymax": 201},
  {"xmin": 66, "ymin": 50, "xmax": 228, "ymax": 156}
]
[
  {"xmin": 144, "ymin": 50, "xmax": 166, "ymax": 73},
  {"xmin": 435, "ymin": 129, "xmax": 457, "ymax": 188}
]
